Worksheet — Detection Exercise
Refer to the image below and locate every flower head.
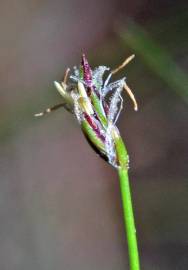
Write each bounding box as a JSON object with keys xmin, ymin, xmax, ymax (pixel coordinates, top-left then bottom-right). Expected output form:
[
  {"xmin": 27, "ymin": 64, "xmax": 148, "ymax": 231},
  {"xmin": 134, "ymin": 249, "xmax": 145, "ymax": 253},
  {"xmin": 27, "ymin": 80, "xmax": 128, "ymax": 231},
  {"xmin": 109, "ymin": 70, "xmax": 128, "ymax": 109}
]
[{"xmin": 36, "ymin": 54, "xmax": 137, "ymax": 168}]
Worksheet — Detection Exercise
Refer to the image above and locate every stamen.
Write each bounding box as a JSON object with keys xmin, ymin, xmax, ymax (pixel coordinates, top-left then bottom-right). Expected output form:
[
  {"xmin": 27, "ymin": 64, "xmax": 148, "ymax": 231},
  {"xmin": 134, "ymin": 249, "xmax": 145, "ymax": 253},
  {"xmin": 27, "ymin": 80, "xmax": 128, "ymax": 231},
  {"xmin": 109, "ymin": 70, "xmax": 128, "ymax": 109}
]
[
  {"xmin": 123, "ymin": 83, "xmax": 138, "ymax": 111},
  {"xmin": 63, "ymin": 68, "xmax": 70, "ymax": 84},
  {"xmin": 35, "ymin": 112, "xmax": 45, "ymax": 117},
  {"xmin": 111, "ymin": 54, "xmax": 135, "ymax": 75},
  {"xmin": 34, "ymin": 103, "xmax": 65, "ymax": 117}
]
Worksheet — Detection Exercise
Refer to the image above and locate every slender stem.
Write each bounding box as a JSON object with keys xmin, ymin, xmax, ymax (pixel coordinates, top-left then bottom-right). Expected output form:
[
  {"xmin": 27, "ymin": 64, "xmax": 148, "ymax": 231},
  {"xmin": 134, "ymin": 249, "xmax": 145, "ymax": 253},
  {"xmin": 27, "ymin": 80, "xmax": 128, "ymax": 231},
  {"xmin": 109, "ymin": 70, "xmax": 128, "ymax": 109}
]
[
  {"xmin": 118, "ymin": 167, "xmax": 140, "ymax": 270},
  {"xmin": 115, "ymin": 135, "xmax": 140, "ymax": 270}
]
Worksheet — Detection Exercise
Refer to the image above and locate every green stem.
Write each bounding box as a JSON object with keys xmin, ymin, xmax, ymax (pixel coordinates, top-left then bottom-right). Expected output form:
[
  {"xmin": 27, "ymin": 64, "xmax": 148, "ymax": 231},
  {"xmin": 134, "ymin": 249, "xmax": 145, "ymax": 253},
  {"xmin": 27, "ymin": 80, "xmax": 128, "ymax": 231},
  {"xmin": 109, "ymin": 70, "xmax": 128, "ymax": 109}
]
[
  {"xmin": 81, "ymin": 114, "xmax": 140, "ymax": 269},
  {"xmin": 118, "ymin": 167, "xmax": 140, "ymax": 270},
  {"xmin": 115, "ymin": 136, "xmax": 140, "ymax": 270}
]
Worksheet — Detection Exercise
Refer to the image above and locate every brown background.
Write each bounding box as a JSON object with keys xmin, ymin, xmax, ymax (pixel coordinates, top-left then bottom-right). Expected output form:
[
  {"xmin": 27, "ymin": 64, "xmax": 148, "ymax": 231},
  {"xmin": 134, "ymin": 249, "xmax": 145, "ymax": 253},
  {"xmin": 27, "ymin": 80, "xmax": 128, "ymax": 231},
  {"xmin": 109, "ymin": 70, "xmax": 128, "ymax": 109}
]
[{"xmin": 0, "ymin": 0, "xmax": 188, "ymax": 269}]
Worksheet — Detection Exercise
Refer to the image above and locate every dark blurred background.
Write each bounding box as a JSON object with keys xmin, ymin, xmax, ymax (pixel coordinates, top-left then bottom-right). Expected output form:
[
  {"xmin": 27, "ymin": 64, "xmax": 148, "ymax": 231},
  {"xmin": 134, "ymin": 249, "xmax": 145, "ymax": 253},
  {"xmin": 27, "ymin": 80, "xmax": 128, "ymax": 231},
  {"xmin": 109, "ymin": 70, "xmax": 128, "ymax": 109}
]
[{"xmin": 0, "ymin": 0, "xmax": 188, "ymax": 269}]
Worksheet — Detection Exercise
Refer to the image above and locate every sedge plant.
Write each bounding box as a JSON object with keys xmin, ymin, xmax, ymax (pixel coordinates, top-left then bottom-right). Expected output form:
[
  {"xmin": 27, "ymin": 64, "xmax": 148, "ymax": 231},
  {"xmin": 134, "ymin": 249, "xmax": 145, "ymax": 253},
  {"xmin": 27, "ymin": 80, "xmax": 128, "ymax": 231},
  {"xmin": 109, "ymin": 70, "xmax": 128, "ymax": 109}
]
[{"xmin": 35, "ymin": 54, "xmax": 140, "ymax": 270}]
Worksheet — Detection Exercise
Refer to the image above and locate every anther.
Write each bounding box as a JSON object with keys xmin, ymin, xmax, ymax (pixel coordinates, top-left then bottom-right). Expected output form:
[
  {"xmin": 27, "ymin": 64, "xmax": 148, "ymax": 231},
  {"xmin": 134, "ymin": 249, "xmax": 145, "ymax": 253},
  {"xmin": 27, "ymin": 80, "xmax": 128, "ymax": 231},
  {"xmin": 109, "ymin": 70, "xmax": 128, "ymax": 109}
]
[
  {"xmin": 63, "ymin": 68, "xmax": 70, "ymax": 84},
  {"xmin": 123, "ymin": 83, "xmax": 138, "ymax": 111},
  {"xmin": 111, "ymin": 55, "xmax": 135, "ymax": 75}
]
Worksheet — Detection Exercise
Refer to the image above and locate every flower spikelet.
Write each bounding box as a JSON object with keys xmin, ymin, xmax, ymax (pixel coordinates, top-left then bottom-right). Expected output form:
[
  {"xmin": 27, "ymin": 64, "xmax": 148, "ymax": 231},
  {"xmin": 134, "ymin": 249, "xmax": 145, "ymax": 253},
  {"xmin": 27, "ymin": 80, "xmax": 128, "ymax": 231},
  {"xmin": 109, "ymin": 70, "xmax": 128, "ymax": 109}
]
[{"xmin": 54, "ymin": 54, "xmax": 137, "ymax": 168}]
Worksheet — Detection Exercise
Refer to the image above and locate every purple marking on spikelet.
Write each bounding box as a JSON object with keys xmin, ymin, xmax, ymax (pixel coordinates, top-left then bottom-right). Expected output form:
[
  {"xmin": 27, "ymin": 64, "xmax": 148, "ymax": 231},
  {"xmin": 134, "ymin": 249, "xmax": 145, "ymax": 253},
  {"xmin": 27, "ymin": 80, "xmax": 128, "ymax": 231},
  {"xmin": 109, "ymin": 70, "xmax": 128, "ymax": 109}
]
[
  {"xmin": 81, "ymin": 54, "xmax": 92, "ymax": 87},
  {"xmin": 83, "ymin": 112, "xmax": 105, "ymax": 142},
  {"xmin": 103, "ymin": 100, "xmax": 109, "ymax": 116}
]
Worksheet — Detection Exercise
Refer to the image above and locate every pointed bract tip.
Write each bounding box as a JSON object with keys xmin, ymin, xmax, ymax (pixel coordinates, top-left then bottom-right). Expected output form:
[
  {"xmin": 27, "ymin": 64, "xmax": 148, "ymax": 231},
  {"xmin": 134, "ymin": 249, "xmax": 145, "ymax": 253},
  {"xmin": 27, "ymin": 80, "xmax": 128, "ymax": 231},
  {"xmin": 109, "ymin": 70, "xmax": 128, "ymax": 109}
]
[
  {"xmin": 81, "ymin": 53, "xmax": 92, "ymax": 85},
  {"xmin": 54, "ymin": 81, "xmax": 62, "ymax": 91},
  {"xmin": 81, "ymin": 53, "xmax": 88, "ymax": 65},
  {"xmin": 54, "ymin": 80, "xmax": 67, "ymax": 97}
]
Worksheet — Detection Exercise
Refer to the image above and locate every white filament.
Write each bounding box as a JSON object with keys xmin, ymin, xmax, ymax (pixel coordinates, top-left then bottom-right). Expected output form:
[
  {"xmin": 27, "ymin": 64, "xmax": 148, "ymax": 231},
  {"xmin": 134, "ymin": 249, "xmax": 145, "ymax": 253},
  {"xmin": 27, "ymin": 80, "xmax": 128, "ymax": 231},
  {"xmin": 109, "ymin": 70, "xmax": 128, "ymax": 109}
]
[
  {"xmin": 71, "ymin": 92, "xmax": 83, "ymax": 123},
  {"xmin": 105, "ymin": 123, "xmax": 116, "ymax": 167},
  {"xmin": 92, "ymin": 66, "xmax": 109, "ymax": 90}
]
